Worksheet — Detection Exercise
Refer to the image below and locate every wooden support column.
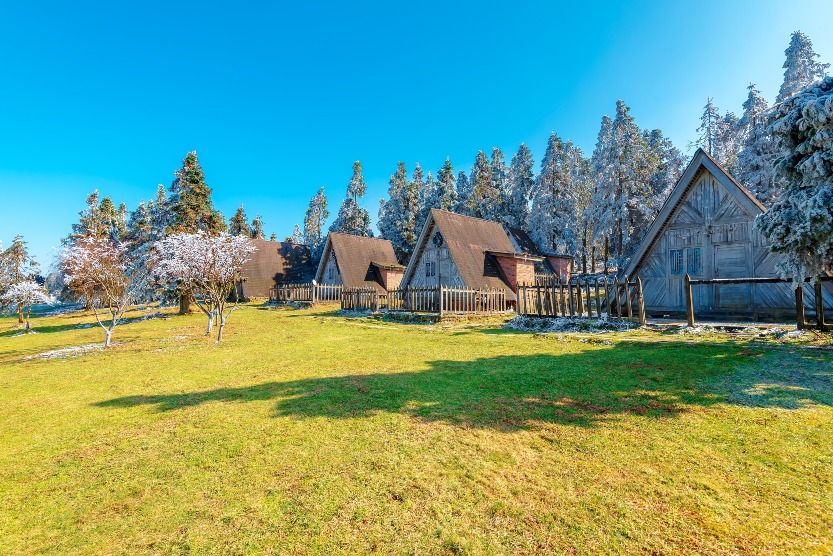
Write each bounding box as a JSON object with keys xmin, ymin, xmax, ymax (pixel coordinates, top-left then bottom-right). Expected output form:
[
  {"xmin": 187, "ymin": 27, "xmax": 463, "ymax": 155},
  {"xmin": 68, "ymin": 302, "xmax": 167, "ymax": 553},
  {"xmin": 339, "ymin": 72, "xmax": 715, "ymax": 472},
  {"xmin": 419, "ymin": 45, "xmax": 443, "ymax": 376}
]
[
  {"xmin": 684, "ymin": 274, "xmax": 695, "ymax": 327},
  {"xmin": 815, "ymin": 280, "xmax": 826, "ymax": 331},
  {"xmin": 795, "ymin": 284, "xmax": 805, "ymax": 330},
  {"xmin": 624, "ymin": 276, "xmax": 633, "ymax": 321},
  {"xmin": 637, "ymin": 277, "xmax": 646, "ymax": 327}
]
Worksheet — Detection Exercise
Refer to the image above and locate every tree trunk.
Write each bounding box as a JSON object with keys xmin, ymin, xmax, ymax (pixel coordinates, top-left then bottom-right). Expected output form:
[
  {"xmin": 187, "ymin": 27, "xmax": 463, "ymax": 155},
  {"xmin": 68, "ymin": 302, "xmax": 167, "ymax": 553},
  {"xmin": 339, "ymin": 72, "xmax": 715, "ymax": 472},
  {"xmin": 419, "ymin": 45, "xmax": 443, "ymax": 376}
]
[
  {"xmin": 104, "ymin": 330, "xmax": 112, "ymax": 348},
  {"xmin": 217, "ymin": 322, "xmax": 224, "ymax": 342},
  {"xmin": 18, "ymin": 303, "xmax": 24, "ymax": 324},
  {"xmin": 205, "ymin": 310, "xmax": 214, "ymax": 335},
  {"xmin": 179, "ymin": 292, "xmax": 192, "ymax": 315}
]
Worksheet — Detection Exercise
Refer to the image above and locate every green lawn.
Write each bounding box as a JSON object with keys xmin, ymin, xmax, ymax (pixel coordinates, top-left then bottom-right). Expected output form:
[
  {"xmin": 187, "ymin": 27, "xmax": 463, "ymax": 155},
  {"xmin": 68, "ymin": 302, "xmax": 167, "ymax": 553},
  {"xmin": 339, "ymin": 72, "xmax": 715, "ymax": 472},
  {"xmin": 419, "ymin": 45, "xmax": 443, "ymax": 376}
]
[{"xmin": 0, "ymin": 305, "xmax": 831, "ymax": 554}]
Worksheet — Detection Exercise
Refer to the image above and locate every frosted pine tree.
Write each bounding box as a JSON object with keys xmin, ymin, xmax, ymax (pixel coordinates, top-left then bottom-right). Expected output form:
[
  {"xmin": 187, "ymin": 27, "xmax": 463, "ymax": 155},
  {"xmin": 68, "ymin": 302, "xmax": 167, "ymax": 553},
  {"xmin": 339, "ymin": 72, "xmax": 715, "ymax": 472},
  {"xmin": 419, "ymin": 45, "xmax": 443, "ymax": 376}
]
[
  {"xmin": 505, "ymin": 143, "xmax": 535, "ymax": 228},
  {"xmin": 168, "ymin": 151, "xmax": 226, "ymax": 235},
  {"xmin": 692, "ymin": 98, "xmax": 738, "ymax": 169},
  {"xmin": 229, "ymin": 205, "xmax": 251, "ymax": 236},
  {"xmin": 250, "ymin": 215, "xmax": 265, "ymax": 239},
  {"xmin": 529, "ymin": 133, "xmax": 579, "ymax": 254},
  {"xmin": 289, "ymin": 224, "xmax": 303, "ymax": 244},
  {"xmin": 378, "ymin": 162, "xmax": 420, "ymax": 261},
  {"xmin": 736, "ymin": 84, "xmax": 781, "ymax": 205},
  {"xmin": 330, "ymin": 161, "xmax": 373, "ymax": 237},
  {"xmin": 776, "ymin": 31, "xmax": 829, "ymax": 103},
  {"xmin": 757, "ymin": 76, "xmax": 833, "ymax": 283},
  {"xmin": 469, "ymin": 150, "xmax": 499, "ymax": 219},
  {"xmin": 303, "ymin": 187, "xmax": 329, "ymax": 264},
  {"xmin": 490, "ymin": 147, "xmax": 509, "ymax": 221},
  {"xmin": 422, "ymin": 158, "xmax": 457, "ymax": 224},
  {"xmin": 455, "ymin": 171, "xmax": 472, "ymax": 215}
]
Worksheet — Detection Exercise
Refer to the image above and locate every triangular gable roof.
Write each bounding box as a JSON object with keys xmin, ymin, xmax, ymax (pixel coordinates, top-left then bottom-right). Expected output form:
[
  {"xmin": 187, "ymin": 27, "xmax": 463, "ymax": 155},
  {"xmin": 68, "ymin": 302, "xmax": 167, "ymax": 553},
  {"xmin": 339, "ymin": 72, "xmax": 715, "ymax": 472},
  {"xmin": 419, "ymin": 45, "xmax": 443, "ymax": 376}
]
[
  {"xmin": 314, "ymin": 232, "xmax": 400, "ymax": 290},
  {"xmin": 623, "ymin": 148, "xmax": 766, "ymax": 278},
  {"xmin": 239, "ymin": 239, "xmax": 315, "ymax": 296},
  {"xmin": 403, "ymin": 209, "xmax": 518, "ymax": 297}
]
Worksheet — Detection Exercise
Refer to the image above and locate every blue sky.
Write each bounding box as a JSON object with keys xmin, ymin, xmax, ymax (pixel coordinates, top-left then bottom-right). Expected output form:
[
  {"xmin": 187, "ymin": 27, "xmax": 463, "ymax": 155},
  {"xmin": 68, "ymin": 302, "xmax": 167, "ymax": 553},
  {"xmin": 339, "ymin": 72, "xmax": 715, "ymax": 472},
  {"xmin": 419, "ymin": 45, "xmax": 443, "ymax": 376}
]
[{"xmin": 1, "ymin": 0, "xmax": 831, "ymax": 266}]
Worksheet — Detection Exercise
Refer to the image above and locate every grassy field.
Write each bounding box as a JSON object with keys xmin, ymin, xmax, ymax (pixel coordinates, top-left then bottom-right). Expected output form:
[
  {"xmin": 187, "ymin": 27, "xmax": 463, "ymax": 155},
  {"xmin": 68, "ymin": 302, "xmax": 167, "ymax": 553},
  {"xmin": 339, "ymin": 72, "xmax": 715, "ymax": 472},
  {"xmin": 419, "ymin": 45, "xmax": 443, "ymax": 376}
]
[{"xmin": 0, "ymin": 304, "xmax": 831, "ymax": 555}]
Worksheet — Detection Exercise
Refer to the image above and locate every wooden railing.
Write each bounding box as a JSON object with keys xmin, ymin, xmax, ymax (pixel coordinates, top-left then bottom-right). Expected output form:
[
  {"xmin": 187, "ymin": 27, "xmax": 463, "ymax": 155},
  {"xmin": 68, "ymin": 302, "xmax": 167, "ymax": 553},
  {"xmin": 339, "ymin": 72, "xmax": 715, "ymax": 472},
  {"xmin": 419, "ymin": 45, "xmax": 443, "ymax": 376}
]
[
  {"xmin": 684, "ymin": 274, "xmax": 832, "ymax": 330},
  {"xmin": 341, "ymin": 287, "xmax": 380, "ymax": 312},
  {"xmin": 518, "ymin": 276, "xmax": 646, "ymax": 325},
  {"xmin": 269, "ymin": 283, "xmax": 342, "ymax": 304}
]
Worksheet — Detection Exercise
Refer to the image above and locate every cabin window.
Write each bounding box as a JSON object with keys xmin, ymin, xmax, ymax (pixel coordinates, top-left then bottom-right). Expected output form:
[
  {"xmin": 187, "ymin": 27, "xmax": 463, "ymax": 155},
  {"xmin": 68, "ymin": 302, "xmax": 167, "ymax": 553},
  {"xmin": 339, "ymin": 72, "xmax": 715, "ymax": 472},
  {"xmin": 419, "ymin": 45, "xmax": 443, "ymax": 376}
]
[
  {"xmin": 425, "ymin": 261, "xmax": 436, "ymax": 277},
  {"xmin": 687, "ymin": 248, "xmax": 702, "ymax": 275},
  {"xmin": 670, "ymin": 249, "xmax": 684, "ymax": 275},
  {"xmin": 328, "ymin": 266, "xmax": 335, "ymax": 280}
]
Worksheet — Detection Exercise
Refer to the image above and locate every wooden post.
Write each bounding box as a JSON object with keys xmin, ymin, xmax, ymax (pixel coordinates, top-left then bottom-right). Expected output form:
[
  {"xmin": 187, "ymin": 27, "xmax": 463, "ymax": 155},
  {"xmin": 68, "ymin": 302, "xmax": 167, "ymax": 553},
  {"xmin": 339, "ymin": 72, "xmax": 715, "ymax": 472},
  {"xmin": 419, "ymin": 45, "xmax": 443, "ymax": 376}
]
[
  {"xmin": 584, "ymin": 280, "xmax": 592, "ymax": 318},
  {"xmin": 576, "ymin": 281, "xmax": 584, "ymax": 316},
  {"xmin": 440, "ymin": 286, "xmax": 445, "ymax": 318},
  {"xmin": 624, "ymin": 276, "xmax": 633, "ymax": 321},
  {"xmin": 594, "ymin": 278, "xmax": 601, "ymax": 319},
  {"xmin": 795, "ymin": 284, "xmax": 806, "ymax": 330},
  {"xmin": 637, "ymin": 277, "xmax": 646, "ymax": 327},
  {"xmin": 815, "ymin": 280, "xmax": 826, "ymax": 331},
  {"xmin": 684, "ymin": 274, "xmax": 695, "ymax": 327}
]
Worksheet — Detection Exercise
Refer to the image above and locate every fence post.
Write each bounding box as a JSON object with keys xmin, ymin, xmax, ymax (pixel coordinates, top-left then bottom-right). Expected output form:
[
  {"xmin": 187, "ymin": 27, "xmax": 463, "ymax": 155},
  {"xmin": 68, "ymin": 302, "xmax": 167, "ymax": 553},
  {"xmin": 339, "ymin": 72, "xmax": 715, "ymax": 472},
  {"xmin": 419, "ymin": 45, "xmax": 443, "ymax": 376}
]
[
  {"xmin": 684, "ymin": 273, "xmax": 695, "ymax": 327},
  {"xmin": 594, "ymin": 278, "xmax": 601, "ymax": 319},
  {"xmin": 624, "ymin": 276, "xmax": 633, "ymax": 321},
  {"xmin": 637, "ymin": 277, "xmax": 646, "ymax": 326},
  {"xmin": 795, "ymin": 284, "xmax": 805, "ymax": 330},
  {"xmin": 439, "ymin": 286, "xmax": 445, "ymax": 318},
  {"xmin": 815, "ymin": 280, "xmax": 826, "ymax": 331}
]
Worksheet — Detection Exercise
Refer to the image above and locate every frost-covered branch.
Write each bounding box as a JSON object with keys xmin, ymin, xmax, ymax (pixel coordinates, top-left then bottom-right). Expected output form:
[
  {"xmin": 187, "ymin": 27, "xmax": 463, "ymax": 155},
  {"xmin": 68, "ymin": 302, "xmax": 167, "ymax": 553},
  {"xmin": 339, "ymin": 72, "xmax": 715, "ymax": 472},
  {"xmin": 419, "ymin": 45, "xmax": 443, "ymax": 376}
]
[{"xmin": 0, "ymin": 281, "xmax": 51, "ymax": 332}]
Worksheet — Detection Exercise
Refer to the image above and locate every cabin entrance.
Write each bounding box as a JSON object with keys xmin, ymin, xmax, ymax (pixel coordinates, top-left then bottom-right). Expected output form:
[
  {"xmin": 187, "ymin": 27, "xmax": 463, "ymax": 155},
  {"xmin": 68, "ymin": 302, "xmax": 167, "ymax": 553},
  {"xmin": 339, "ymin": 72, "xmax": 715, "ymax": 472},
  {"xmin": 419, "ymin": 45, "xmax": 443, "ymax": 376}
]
[{"xmin": 713, "ymin": 244, "xmax": 751, "ymax": 310}]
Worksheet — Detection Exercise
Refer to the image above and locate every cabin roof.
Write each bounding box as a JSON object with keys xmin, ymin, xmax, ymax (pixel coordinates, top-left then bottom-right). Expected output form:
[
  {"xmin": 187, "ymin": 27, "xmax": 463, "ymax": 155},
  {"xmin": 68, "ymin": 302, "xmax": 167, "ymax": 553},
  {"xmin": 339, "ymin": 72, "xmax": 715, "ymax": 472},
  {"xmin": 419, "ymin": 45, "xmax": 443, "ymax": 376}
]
[
  {"xmin": 315, "ymin": 232, "xmax": 400, "ymax": 291},
  {"xmin": 239, "ymin": 240, "xmax": 315, "ymax": 297},
  {"xmin": 623, "ymin": 148, "xmax": 767, "ymax": 279}
]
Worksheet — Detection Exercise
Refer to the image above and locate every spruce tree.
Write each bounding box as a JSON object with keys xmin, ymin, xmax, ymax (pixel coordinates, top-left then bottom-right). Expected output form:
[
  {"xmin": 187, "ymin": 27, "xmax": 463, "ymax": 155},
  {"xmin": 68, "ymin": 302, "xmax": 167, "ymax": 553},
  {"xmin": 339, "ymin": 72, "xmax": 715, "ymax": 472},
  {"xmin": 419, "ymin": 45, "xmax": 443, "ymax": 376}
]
[
  {"xmin": 736, "ymin": 84, "xmax": 781, "ymax": 205},
  {"xmin": 168, "ymin": 151, "xmax": 226, "ymax": 235},
  {"xmin": 692, "ymin": 98, "xmax": 738, "ymax": 168},
  {"xmin": 421, "ymin": 158, "xmax": 457, "ymax": 223},
  {"xmin": 330, "ymin": 161, "xmax": 373, "ymax": 237},
  {"xmin": 505, "ymin": 143, "xmax": 535, "ymax": 228},
  {"xmin": 490, "ymin": 147, "xmax": 509, "ymax": 221},
  {"xmin": 229, "ymin": 205, "xmax": 251, "ymax": 236},
  {"xmin": 455, "ymin": 171, "xmax": 472, "ymax": 215},
  {"xmin": 469, "ymin": 150, "xmax": 499, "ymax": 219},
  {"xmin": 250, "ymin": 215, "xmax": 265, "ymax": 239},
  {"xmin": 529, "ymin": 133, "xmax": 580, "ymax": 254},
  {"xmin": 304, "ymin": 187, "xmax": 329, "ymax": 264},
  {"xmin": 777, "ymin": 31, "xmax": 830, "ymax": 103},
  {"xmin": 289, "ymin": 224, "xmax": 303, "ymax": 244},
  {"xmin": 1, "ymin": 235, "xmax": 39, "ymax": 323},
  {"xmin": 378, "ymin": 162, "xmax": 419, "ymax": 261}
]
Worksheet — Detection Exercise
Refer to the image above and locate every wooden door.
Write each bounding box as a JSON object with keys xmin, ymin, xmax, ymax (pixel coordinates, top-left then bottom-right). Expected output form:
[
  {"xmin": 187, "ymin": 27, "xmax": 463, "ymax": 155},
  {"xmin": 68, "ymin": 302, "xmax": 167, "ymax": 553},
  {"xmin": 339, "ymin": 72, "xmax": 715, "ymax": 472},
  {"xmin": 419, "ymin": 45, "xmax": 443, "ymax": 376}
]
[{"xmin": 713, "ymin": 244, "xmax": 751, "ymax": 309}]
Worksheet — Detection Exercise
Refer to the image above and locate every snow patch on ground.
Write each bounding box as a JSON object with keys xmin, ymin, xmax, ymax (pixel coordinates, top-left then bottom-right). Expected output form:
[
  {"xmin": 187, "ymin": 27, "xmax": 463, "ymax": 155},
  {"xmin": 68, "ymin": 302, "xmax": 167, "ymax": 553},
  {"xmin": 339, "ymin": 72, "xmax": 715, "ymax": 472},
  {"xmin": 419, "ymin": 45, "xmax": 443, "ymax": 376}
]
[
  {"xmin": 505, "ymin": 315, "xmax": 638, "ymax": 333},
  {"xmin": 23, "ymin": 343, "xmax": 109, "ymax": 360}
]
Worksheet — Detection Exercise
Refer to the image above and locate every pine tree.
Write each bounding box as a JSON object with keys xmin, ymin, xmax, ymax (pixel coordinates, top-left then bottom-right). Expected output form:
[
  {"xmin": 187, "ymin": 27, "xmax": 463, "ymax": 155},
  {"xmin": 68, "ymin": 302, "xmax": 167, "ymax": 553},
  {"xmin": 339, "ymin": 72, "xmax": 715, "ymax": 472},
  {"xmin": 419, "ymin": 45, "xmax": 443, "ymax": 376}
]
[
  {"xmin": 148, "ymin": 184, "xmax": 171, "ymax": 241},
  {"xmin": 168, "ymin": 151, "xmax": 226, "ymax": 234},
  {"xmin": 1, "ymin": 235, "xmax": 39, "ymax": 323},
  {"xmin": 455, "ymin": 171, "xmax": 472, "ymax": 214},
  {"xmin": 469, "ymin": 150, "xmax": 499, "ymax": 219},
  {"xmin": 692, "ymin": 98, "xmax": 738, "ymax": 168},
  {"xmin": 126, "ymin": 201, "xmax": 152, "ymax": 245},
  {"xmin": 229, "ymin": 205, "xmax": 251, "ymax": 236},
  {"xmin": 490, "ymin": 147, "xmax": 509, "ymax": 221},
  {"xmin": 736, "ymin": 84, "xmax": 781, "ymax": 205},
  {"xmin": 304, "ymin": 187, "xmax": 329, "ymax": 264},
  {"xmin": 505, "ymin": 143, "xmax": 535, "ymax": 228},
  {"xmin": 777, "ymin": 31, "xmax": 830, "ymax": 103},
  {"xmin": 378, "ymin": 162, "xmax": 419, "ymax": 261},
  {"xmin": 270, "ymin": 232, "xmax": 277, "ymax": 242},
  {"xmin": 421, "ymin": 158, "xmax": 458, "ymax": 223},
  {"xmin": 288, "ymin": 224, "xmax": 303, "ymax": 244},
  {"xmin": 529, "ymin": 133, "xmax": 580, "ymax": 254},
  {"xmin": 330, "ymin": 161, "xmax": 373, "ymax": 237},
  {"xmin": 758, "ymin": 76, "xmax": 833, "ymax": 283},
  {"xmin": 250, "ymin": 215, "xmax": 265, "ymax": 239}
]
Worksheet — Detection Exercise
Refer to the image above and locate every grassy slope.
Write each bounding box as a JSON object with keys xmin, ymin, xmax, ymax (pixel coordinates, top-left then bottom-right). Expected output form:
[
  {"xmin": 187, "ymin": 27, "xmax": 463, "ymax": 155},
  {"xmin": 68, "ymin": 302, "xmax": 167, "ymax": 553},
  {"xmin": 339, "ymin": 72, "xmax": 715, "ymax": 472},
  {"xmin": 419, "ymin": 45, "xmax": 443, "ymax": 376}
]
[{"xmin": 0, "ymin": 306, "xmax": 831, "ymax": 555}]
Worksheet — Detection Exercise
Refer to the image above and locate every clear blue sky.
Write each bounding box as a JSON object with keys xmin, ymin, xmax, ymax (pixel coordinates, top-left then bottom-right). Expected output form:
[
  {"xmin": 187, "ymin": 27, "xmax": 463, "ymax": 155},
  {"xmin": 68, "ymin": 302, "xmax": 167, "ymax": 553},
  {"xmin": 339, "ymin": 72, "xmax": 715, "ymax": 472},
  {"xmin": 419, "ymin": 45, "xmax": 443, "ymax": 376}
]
[{"xmin": 1, "ymin": 0, "xmax": 831, "ymax": 267}]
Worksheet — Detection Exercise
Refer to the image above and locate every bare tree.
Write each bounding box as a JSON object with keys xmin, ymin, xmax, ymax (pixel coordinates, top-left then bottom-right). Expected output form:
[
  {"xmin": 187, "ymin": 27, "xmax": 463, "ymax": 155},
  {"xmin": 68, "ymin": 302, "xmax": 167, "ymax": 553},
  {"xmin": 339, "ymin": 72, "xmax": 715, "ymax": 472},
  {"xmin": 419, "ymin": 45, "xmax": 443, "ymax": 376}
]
[
  {"xmin": 155, "ymin": 232, "xmax": 256, "ymax": 341},
  {"xmin": 61, "ymin": 238, "xmax": 153, "ymax": 347}
]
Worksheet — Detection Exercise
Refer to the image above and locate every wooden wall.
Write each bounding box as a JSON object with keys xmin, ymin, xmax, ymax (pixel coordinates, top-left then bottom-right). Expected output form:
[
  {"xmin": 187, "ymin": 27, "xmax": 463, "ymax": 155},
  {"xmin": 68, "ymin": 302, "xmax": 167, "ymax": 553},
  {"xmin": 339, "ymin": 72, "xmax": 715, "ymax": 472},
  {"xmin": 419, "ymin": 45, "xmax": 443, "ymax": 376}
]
[{"xmin": 406, "ymin": 220, "xmax": 464, "ymax": 289}]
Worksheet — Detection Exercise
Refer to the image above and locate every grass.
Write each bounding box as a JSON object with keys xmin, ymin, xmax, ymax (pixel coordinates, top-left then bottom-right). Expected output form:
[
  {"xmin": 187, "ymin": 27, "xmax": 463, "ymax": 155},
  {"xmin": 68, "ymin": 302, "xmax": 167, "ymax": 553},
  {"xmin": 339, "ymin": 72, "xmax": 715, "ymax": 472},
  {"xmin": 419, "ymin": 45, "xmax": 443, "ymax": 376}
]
[{"xmin": 0, "ymin": 304, "xmax": 831, "ymax": 554}]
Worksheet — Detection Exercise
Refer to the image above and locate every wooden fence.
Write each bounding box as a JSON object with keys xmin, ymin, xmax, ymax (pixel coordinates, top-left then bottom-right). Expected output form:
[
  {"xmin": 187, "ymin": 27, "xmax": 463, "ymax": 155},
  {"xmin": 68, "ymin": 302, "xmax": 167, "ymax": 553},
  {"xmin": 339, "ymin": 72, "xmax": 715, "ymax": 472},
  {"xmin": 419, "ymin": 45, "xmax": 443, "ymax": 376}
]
[
  {"xmin": 684, "ymin": 274, "xmax": 832, "ymax": 330},
  {"xmin": 269, "ymin": 283, "xmax": 342, "ymax": 304},
  {"xmin": 341, "ymin": 287, "xmax": 380, "ymax": 312},
  {"xmin": 518, "ymin": 276, "xmax": 646, "ymax": 325},
  {"xmin": 343, "ymin": 285, "xmax": 510, "ymax": 315}
]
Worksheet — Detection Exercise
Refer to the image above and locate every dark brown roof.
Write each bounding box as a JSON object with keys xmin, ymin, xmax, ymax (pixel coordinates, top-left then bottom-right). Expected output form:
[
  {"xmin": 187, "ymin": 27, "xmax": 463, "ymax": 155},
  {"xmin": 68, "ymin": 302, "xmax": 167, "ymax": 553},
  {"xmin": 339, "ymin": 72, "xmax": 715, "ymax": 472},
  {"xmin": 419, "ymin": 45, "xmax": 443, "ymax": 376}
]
[
  {"xmin": 370, "ymin": 260, "xmax": 406, "ymax": 270},
  {"xmin": 430, "ymin": 209, "xmax": 519, "ymax": 299},
  {"xmin": 317, "ymin": 233, "xmax": 400, "ymax": 291},
  {"xmin": 506, "ymin": 227, "xmax": 540, "ymax": 255},
  {"xmin": 239, "ymin": 240, "xmax": 315, "ymax": 297}
]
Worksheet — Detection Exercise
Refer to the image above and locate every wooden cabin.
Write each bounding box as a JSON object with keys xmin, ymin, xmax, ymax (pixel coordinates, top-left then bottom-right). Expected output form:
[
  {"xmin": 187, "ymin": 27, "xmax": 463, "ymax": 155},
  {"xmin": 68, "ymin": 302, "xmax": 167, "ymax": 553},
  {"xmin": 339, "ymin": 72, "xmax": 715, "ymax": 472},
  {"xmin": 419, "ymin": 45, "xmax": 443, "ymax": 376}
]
[
  {"xmin": 237, "ymin": 239, "xmax": 315, "ymax": 299},
  {"xmin": 315, "ymin": 232, "xmax": 405, "ymax": 292},
  {"xmin": 401, "ymin": 209, "xmax": 542, "ymax": 301},
  {"xmin": 506, "ymin": 227, "xmax": 574, "ymax": 282},
  {"xmin": 623, "ymin": 149, "xmax": 833, "ymax": 320}
]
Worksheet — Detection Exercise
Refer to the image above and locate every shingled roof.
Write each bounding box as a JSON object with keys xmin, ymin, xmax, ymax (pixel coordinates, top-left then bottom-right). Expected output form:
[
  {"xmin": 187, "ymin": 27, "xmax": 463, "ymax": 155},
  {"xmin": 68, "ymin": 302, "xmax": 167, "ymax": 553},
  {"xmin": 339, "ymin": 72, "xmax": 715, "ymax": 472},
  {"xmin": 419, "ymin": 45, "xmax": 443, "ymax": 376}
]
[
  {"xmin": 315, "ymin": 233, "xmax": 400, "ymax": 291},
  {"xmin": 238, "ymin": 240, "xmax": 315, "ymax": 297},
  {"xmin": 404, "ymin": 209, "xmax": 520, "ymax": 298}
]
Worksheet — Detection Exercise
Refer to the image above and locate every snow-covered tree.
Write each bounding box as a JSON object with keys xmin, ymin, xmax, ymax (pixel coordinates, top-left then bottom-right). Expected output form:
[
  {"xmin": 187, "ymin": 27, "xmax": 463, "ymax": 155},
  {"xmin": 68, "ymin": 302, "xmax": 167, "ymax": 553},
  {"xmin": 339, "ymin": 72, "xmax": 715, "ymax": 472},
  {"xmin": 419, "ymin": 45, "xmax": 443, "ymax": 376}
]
[
  {"xmin": 757, "ymin": 76, "xmax": 833, "ymax": 284},
  {"xmin": 490, "ymin": 147, "xmax": 509, "ymax": 220},
  {"xmin": 168, "ymin": 151, "xmax": 226, "ymax": 235},
  {"xmin": 229, "ymin": 205, "xmax": 251, "ymax": 236},
  {"xmin": 642, "ymin": 128, "xmax": 684, "ymax": 207},
  {"xmin": 330, "ymin": 161, "xmax": 373, "ymax": 237},
  {"xmin": 155, "ymin": 232, "xmax": 257, "ymax": 341},
  {"xmin": 0, "ymin": 281, "xmax": 51, "ymax": 333},
  {"xmin": 61, "ymin": 237, "xmax": 153, "ymax": 347},
  {"xmin": 455, "ymin": 171, "xmax": 472, "ymax": 215},
  {"xmin": 529, "ymin": 133, "xmax": 582, "ymax": 254},
  {"xmin": 504, "ymin": 143, "xmax": 535, "ymax": 228},
  {"xmin": 288, "ymin": 224, "xmax": 303, "ymax": 244},
  {"xmin": 691, "ymin": 98, "xmax": 739, "ymax": 169},
  {"xmin": 304, "ymin": 187, "xmax": 329, "ymax": 265},
  {"xmin": 736, "ymin": 84, "xmax": 782, "ymax": 205},
  {"xmin": 65, "ymin": 191, "xmax": 127, "ymax": 245},
  {"xmin": 250, "ymin": 215, "xmax": 265, "ymax": 239},
  {"xmin": 777, "ymin": 31, "xmax": 830, "ymax": 103},
  {"xmin": 1, "ymin": 235, "xmax": 39, "ymax": 323},
  {"xmin": 378, "ymin": 162, "xmax": 420, "ymax": 262},
  {"xmin": 421, "ymin": 158, "xmax": 458, "ymax": 223},
  {"xmin": 469, "ymin": 150, "xmax": 499, "ymax": 219}
]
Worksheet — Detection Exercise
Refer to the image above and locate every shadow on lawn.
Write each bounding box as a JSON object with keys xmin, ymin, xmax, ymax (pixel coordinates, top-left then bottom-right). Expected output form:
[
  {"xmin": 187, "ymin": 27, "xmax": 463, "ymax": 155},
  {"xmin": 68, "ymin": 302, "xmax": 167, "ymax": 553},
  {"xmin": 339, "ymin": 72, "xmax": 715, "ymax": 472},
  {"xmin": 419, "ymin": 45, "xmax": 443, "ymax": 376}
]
[{"xmin": 94, "ymin": 342, "xmax": 833, "ymax": 429}]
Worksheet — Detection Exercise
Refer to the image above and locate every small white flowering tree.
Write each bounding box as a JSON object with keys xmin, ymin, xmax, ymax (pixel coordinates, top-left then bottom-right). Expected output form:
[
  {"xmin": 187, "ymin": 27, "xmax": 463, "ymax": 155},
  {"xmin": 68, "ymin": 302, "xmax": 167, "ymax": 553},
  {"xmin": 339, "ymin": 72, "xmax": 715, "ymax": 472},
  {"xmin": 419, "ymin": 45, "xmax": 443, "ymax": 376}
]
[
  {"xmin": 155, "ymin": 232, "xmax": 256, "ymax": 341},
  {"xmin": 61, "ymin": 237, "xmax": 153, "ymax": 347},
  {"xmin": 0, "ymin": 281, "xmax": 51, "ymax": 333}
]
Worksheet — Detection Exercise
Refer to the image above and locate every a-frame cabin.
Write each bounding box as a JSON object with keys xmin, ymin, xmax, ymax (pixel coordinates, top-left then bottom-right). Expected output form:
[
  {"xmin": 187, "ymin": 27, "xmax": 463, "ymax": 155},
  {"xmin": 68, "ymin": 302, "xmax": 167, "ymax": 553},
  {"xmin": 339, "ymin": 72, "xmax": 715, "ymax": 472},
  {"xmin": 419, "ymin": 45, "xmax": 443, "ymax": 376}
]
[{"xmin": 623, "ymin": 149, "xmax": 832, "ymax": 320}]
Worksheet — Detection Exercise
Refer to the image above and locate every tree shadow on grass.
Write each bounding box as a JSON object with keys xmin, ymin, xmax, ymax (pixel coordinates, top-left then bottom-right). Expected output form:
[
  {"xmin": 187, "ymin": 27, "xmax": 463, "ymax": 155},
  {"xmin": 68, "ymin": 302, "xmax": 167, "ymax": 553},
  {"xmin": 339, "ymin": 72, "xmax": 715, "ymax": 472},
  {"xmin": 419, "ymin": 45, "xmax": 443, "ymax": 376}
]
[{"xmin": 93, "ymin": 342, "xmax": 833, "ymax": 429}]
